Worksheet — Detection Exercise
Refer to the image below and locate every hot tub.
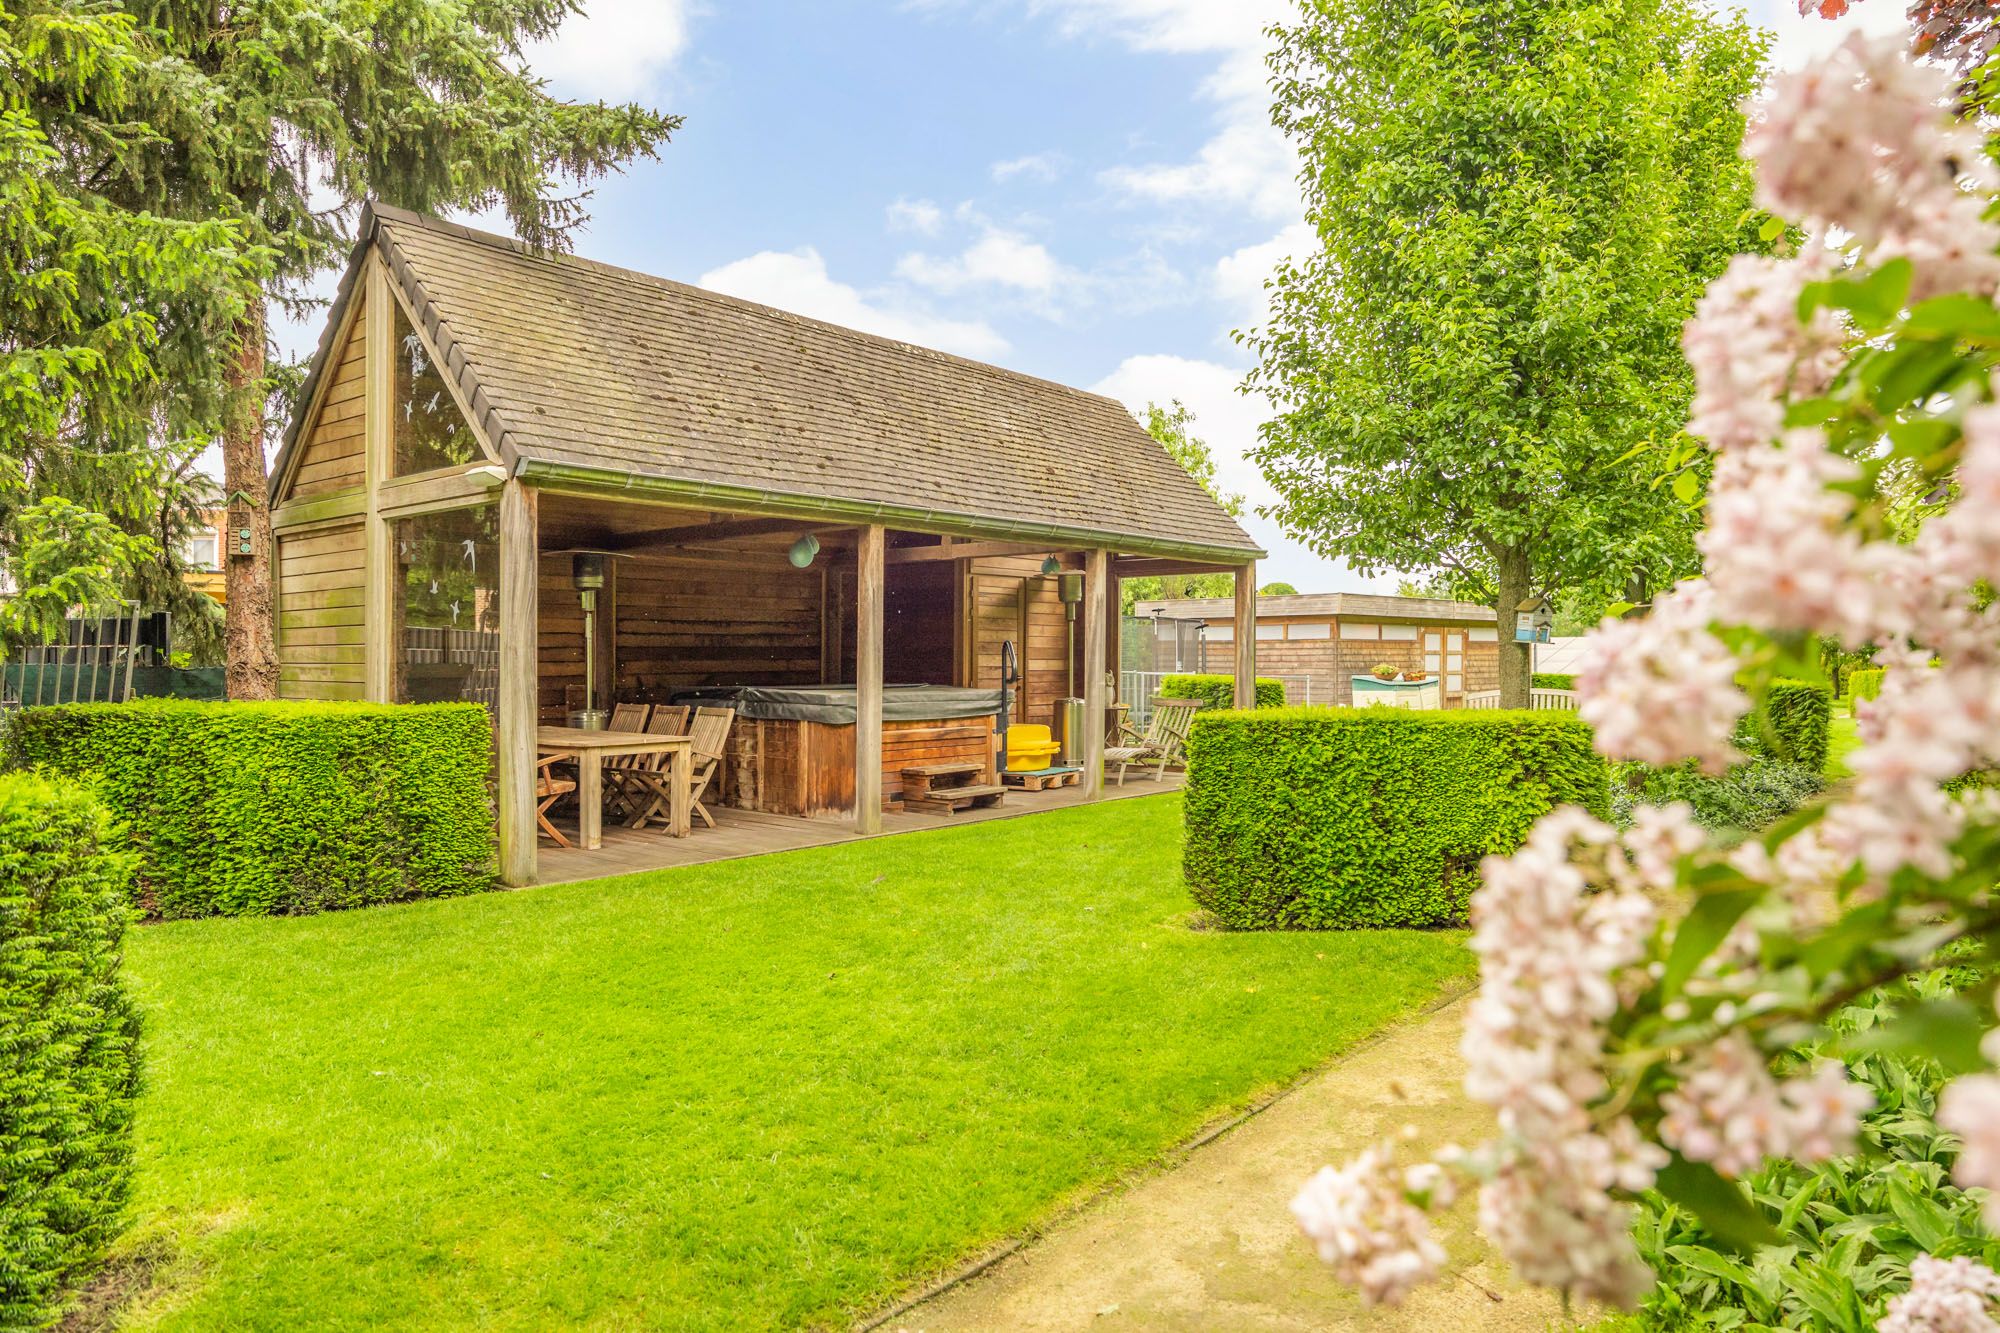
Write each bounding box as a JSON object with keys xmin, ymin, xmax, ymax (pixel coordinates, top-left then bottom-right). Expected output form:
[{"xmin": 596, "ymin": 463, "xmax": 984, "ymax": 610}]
[{"xmin": 673, "ymin": 684, "xmax": 1006, "ymax": 818}]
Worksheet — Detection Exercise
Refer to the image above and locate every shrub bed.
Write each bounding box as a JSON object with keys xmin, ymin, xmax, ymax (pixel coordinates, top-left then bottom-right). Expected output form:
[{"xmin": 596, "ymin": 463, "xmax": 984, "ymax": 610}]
[
  {"xmin": 1613, "ymin": 758, "xmax": 1825, "ymax": 835},
  {"xmin": 0, "ymin": 774, "xmax": 143, "ymax": 1328},
  {"xmin": 1184, "ymin": 708, "xmax": 1607, "ymax": 928},
  {"xmin": 8, "ymin": 700, "xmax": 497, "ymax": 918},
  {"xmin": 1160, "ymin": 673, "xmax": 1286, "ymax": 710}
]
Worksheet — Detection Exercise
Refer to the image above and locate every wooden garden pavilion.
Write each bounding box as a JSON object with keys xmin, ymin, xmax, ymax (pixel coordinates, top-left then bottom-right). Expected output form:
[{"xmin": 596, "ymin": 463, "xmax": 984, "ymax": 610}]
[{"xmin": 267, "ymin": 204, "xmax": 1262, "ymax": 885}]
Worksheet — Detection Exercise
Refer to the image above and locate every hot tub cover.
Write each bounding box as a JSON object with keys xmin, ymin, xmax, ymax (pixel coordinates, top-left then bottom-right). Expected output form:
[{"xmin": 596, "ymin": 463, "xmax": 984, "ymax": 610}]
[{"xmin": 672, "ymin": 684, "xmax": 1006, "ymax": 725}]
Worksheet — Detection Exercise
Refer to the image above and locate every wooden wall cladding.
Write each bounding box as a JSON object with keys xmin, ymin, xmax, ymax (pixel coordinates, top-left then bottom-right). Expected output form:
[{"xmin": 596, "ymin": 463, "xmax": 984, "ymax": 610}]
[
  {"xmin": 966, "ymin": 554, "xmax": 1082, "ymax": 734},
  {"xmin": 534, "ymin": 550, "xmax": 826, "ymax": 723},
  {"xmin": 276, "ymin": 522, "xmax": 366, "ymax": 701},
  {"xmin": 289, "ymin": 306, "xmax": 367, "ymax": 499},
  {"xmin": 721, "ymin": 714, "xmax": 996, "ymax": 818}
]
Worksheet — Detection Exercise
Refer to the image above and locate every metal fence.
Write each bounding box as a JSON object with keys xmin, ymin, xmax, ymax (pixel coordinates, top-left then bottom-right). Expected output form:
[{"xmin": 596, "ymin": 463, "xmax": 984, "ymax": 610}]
[{"xmin": 1, "ymin": 602, "xmax": 144, "ymax": 708}]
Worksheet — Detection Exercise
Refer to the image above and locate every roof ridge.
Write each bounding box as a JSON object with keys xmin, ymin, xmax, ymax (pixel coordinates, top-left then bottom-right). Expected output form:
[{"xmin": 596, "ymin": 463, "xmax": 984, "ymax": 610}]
[{"xmin": 367, "ymin": 203, "xmax": 1143, "ymax": 414}]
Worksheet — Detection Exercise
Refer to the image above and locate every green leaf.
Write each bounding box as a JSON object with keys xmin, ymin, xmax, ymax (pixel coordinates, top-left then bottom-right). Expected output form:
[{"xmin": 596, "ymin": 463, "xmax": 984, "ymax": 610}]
[
  {"xmin": 1902, "ymin": 293, "xmax": 2000, "ymax": 341},
  {"xmin": 1884, "ymin": 1174, "xmax": 1957, "ymax": 1253},
  {"xmin": 1655, "ymin": 1155, "xmax": 1783, "ymax": 1254},
  {"xmin": 1663, "ymin": 887, "xmax": 1766, "ymax": 996},
  {"xmin": 1845, "ymin": 997, "xmax": 1992, "ymax": 1075},
  {"xmin": 1757, "ymin": 213, "xmax": 1788, "ymax": 242},
  {"xmin": 1671, "ymin": 468, "xmax": 1701, "ymax": 505}
]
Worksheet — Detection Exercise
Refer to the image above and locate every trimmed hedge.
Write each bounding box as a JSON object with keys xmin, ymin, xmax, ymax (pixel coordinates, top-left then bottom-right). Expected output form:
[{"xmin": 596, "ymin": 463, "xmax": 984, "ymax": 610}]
[
  {"xmin": 1531, "ymin": 673, "xmax": 1576, "ymax": 691},
  {"xmin": 1184, "ymin": 707, "xmax": 1608, "ymax": 929},
  {"xmin": 8, "ymin": 700, "xmax": 497, "ymax": 918},
  {"xmin": 1161, "ymin": 673, "xmax": 1286, "ymax": 710},
  {"xmin": 1737, "ymin": 679, "xmax": 1832, "ymax": 773},
  {"xmin": 1846, "ymin": 667, "xmax": 1886, "ymax": 703},
  {"xmin": 0, "ymin": 774, "xmax": 142, "ymax": 1328}
]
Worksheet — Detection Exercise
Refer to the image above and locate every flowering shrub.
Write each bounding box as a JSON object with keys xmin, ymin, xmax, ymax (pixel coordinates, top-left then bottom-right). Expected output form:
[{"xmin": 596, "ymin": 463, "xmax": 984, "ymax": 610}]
[{"xmin": 1290, "ymin": 33, "xmax": 2000, "ymax": 1320}]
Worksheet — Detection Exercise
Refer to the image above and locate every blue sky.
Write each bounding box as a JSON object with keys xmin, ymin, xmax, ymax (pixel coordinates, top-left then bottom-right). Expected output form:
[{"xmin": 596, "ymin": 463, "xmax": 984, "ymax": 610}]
[{"xmin": 271, "ymin": 0, "xmax": 1910, "ymax": 591}]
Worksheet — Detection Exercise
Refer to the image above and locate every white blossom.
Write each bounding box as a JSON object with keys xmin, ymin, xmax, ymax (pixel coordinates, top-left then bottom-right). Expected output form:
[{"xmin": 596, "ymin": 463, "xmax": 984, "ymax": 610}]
[{"xmin": 1880, "ymin": 1255, "xmax": 2000, "ymax": 1333}]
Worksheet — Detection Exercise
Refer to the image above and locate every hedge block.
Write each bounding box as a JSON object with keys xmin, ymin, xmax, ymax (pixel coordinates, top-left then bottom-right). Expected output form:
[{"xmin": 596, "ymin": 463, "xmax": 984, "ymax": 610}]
[
  {"xmin": 1846, "ymin": 668, "xmax": 1886, "ymax": 703},
  {"xmin": 1738, "ymin": 679, "xmax": 1832, "ymax": 773},
  {"xmin": 8, "ymin": 700, "xmax": 498, "ymax": 918},
  {"xmin": 1532, "ymin": 673, "xmax": 1575, "ymax": 691},
  {"xmin": 0, "ymin": 774, "xmax": 142, "ymax": 1328},
  {"xmin": 1160, "ymin": 673, "xmax": 1286, "ymax": 710},
  {"xmin": 1184, "ymin": 707, "xmax": 1608, "ymax": 929}
]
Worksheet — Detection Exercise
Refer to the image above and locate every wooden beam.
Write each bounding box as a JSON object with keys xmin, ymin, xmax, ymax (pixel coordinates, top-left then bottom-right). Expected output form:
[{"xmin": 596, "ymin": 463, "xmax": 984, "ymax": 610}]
[
  {"xmin": 854, "ymin": 524, "xmax": 886, "ymax": 834},
  {"xmin": 363, "ymin": 257, "xmax": 394, "ymax": 703},
  {"xmin": 1234, "ymin": 561, "xmax": 1257, "ymax": 709},
  {"xmin": 272, "ymin": 489, "xmax": 367, "ymax": 532},
  {"xmin": 1082, "ymin": 548, "xmax": 1110, "ymax": 800},
  {"xmin": 604, "ymin": 515, "xmax": 832, "ymax": 554},
  {"xmin": 497, "ymin": 480, "xmax": 540, "ymax": 886},
  {"xmin": 376, "ymin": 463, "xmax": 507, "ymax": 519},
  {"xmin": 1112, "ymin": 556, "xmax": 1242, "ymax": 578},
  {"xmin": 885, "ymin": 539, "xmax": 1063, "ymax": 565}
]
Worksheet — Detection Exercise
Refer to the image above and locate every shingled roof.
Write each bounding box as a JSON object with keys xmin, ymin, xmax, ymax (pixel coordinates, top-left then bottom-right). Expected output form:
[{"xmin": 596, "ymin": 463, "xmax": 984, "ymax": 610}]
[
  {"xmin": 274, "ymin": 203, "xmax": 1262, "ymax": 563},
  {"xmin": 1133, "ymin": 591, "xmax": 1499, "ymax": 622}
]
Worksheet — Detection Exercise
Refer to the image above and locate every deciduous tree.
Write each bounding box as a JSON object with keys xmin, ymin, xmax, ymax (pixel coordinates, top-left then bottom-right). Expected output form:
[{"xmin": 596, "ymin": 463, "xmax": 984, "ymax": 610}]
[
  {"xmin": 1120, "ymin": 400, "xmax": 1245, "ymax": 612},
  {"xmin": 1248, "ymin": 0, "xmax": 1766, "ymax": 705}
]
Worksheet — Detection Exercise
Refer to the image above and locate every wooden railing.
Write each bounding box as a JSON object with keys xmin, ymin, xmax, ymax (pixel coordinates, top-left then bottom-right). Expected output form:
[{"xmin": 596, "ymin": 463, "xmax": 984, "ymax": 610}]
[{"xmin": 1459, "ymin": 688, "xmax": 1579, "ymax": 711}]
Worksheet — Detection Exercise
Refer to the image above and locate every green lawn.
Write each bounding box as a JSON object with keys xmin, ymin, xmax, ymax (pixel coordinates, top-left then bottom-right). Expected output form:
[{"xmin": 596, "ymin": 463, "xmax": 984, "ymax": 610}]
[
  {"xmin": 1827, "ymin": 709, "xmax": 1862, "ymax": 783},
  {"xmin": 109, "ymin": 794, "xmax": 1469, "ymax": 1330}
]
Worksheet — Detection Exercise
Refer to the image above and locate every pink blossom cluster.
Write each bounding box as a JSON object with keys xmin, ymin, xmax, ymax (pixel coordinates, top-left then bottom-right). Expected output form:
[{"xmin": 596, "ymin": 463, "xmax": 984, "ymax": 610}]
[
  {"xmin": 1746, "ymin": 33, "xmax": 2000, "ymax": 299},
  {"xmin": 1658, "ymin": 1035, "xmax": 1871, "ymax": 1176},
  {"xmin": 1575, "ymin": 580, "xmax": 1746, "ymax": 773},
  {"xmin": 1456, "ymin": 808, "xmax": 1667, "ymax": 1305},
  {"xmin": 1289, "ymin": 1146, "xmax": 1450, "ymax": 1305},
  {"xmin": 1880, "ymin": 1255, "xmax": 2000, "ymax": 1333},
  {"xmin": 1938, "ymin": 1072, "xmax": 2000, "ymax": 1230},
  {"xmin": 1699, "ymin": 433, "xmax": 1870, "ymax": 639},
  {"xmin": 1684, "ymin": 251, "xmax": 1843, "ymax": 452}
]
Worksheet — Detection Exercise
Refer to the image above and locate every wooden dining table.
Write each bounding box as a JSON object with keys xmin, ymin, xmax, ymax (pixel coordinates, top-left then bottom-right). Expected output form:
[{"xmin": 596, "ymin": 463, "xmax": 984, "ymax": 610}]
[{"xmin": 536, "ymin": 726, "xmax": 695, "ymax": 848}]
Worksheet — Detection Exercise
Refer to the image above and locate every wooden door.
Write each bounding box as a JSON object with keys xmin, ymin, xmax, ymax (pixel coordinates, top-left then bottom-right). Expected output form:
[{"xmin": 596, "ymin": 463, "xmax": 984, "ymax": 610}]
[{"xmin": 1422, "ymin": 628, "xmax": 1467, "ymax": 703}]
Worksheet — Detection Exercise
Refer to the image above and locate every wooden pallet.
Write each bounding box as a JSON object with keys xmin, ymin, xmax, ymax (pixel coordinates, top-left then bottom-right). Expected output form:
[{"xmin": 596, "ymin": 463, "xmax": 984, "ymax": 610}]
[
  {"xmin": 903, "ymin": 761, "xmax": 1006, "ymax": 814},
  {"xmin": 1000, "ymin": 766, "xmax": 1081, "ymax": 792}
]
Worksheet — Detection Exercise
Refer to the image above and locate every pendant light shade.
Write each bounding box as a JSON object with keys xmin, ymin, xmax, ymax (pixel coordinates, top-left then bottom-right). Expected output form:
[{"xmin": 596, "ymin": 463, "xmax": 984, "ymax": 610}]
[
  {"xmin": 788, "ymin": 533, "xmax": 821, "ymax": 568},
  {"xmin": 1040, "ymin": 554, "xmax": 1062, "ymax": 575}
]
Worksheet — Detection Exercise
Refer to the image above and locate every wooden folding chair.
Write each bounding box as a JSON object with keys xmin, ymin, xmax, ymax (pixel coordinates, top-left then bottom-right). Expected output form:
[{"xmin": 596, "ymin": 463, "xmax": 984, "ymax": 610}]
[
  {"xmin": 535, "ymin": 755, "xmax": 578, "ymax": 848},
  {"xmin": 685, "ymin": 706, "xmax": 735, "ymax": 830},
  {"xmin": 616, "ymin": 706, "xmax": 691, "ymax": 830},
  {"xmin": 599, "ymin": 703, "xmax": 654, "ymax": 821}
]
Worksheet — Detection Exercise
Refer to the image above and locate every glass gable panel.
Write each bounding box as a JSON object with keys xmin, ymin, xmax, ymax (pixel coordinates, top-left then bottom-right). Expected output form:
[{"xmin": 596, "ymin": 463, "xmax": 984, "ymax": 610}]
[{"xmin": 392, "ymin": 302, "xmax": 481, "ymax": 476}]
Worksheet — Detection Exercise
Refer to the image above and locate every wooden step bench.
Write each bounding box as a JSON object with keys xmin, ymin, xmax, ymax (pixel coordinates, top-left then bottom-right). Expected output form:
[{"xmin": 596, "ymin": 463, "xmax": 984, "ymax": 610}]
[
  {"xmin": 1001, "ymin": 766, "xmax": 1081, "ymax": 792},
  {"xmin": 902, "ymin": 761, "xmax": 1005, "ymax": 814}
]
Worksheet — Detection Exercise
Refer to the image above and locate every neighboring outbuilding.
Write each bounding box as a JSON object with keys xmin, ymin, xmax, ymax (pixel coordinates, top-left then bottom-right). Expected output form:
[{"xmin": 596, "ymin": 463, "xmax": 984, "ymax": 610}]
[
  {"xmin": 269, "ymin": 203, "xmax": 1262, "ymax": 884},
  {"xmin": 1129, "ymin": 591, "xmax": 1503, "ymax": 707}
]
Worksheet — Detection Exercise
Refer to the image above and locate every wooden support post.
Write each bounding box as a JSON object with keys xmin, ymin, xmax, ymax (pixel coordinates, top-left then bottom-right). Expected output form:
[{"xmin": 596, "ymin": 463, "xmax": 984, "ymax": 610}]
[
  {"xmin": 362, "ymin": 256, "xmax": 395, "ymax": 702},
  {"xmin": 855, "ymin": 523, "xmax": 885, "ymax": 834},
  {"xmin": 497, "ymin": 480, "xmax": 540, "ymax": 886},
  {"xmin": 1082, "ymin": 548, "xmax": 1109, "ymax": 800},
  {"xmin": 1233, "ymin": 561, "xmax": 1257, "ymax": 709}
]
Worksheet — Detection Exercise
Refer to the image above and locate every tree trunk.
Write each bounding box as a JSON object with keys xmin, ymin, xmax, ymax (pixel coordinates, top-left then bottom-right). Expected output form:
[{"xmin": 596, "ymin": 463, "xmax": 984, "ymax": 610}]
[
  {"xmin": 1495, "ymin": 546, "xmax": 1531, "ymax": 709},
  {"xmin": 223, "ymin": 302, "xmax": 280, "ymax": 700}
]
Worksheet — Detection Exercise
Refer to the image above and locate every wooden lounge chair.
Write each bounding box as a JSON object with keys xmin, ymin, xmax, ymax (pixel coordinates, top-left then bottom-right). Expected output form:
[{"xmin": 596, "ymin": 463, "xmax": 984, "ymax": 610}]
[
  {"xmin": 1104, "ymin": 697, "xmax": 1201, "ymax": 785},
  {"xmin": 535, "ymin": 755, "xmax": 577, "ymax": 848},
  {"xmin": 615, "ymin": 705, "xmax": 692, "ymax": 830}
]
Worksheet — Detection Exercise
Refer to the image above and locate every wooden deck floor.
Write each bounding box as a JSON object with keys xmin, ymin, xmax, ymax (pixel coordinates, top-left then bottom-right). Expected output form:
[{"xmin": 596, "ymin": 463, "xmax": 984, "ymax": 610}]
[{"xmin": 535, "ymin": 770, "xmax": 1186, "ymax": 885}]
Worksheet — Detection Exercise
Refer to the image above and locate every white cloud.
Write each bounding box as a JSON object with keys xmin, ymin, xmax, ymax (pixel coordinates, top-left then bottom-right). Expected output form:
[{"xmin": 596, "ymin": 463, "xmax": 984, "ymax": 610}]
[
  {"xmin": 896, "ymin": 229, "xmax": 1069, "ymax": 296},
  {"xmin": 1735, "ymin": 0, "xmax": 1909, "ymax": 70},
  {"xmin": 697, "ymin": 247, "xmax": 1009, "ymax": 360},
  {"xmin": 991, "ymin": 151, "xmax": 1067, "ymax": 183},
  {"xmin": 1212, "ymin": 220, "xmax": 1315, "ymax": 334},
  {"xmin": 1091, "ymin": 351, "xmax": 1399, "ymax": 594},
  {"xmin": 886, "ymin": 197, "xmax": 946, "ymax": 234},
  {"xmin": 528, "ymin": 0, "xmax": 695, "ymax": 101}
]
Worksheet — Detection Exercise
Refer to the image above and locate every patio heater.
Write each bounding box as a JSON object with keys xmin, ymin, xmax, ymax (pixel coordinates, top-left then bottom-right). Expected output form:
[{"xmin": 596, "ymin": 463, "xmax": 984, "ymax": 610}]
[
  {"xmin": 570, "ymin": 552, "xmax": 608, "ymax": 730},
  {"xmin": 1053, "ymin": 569, "xmax": 1086, "ymax": 766}
]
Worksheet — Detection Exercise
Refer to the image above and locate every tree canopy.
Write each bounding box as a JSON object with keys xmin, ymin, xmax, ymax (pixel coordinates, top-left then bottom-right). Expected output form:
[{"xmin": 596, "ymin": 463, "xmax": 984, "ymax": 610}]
[
  {"xmin": 1247, "ymin": 0, "xmax": 1767, "ymax": 702},
  {"xmin": 1121, "ymin": 401, "xmax": 1245, "ymax": 612},
  {"xmin": 36, "ymin": 0, "xmax": 681, "ymax": 693}
]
